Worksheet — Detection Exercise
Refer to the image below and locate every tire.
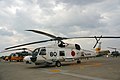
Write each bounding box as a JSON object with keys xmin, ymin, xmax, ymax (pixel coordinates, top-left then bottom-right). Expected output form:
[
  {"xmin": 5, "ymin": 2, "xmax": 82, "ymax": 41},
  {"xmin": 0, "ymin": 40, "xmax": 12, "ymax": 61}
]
[
  {"xmin": 77, "ymin": 60, "xmax": 81, "ymax": 64},
  {"xmin": 17, "ymin": 60, "xmax": 19, "ymax": 62},
  {"xmin": 56, "ymin": 61, "xmax": 61, "ymax": 67},
  {"xmin": 26, "ymin": 61, "xmax": 29, "ymax": 64}
]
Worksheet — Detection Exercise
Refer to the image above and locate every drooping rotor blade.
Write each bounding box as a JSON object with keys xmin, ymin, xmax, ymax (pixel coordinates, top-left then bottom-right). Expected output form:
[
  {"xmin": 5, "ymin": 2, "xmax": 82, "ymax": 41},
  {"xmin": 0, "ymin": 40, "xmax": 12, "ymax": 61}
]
[
  {"xmin": 26, "ymin": 30, "xmax": 66, "ymax": 44},
  {"xmin": 5, "ymin": 29, "xmax": 120, "ymax": 50},
  {"xmin": 1, "ymin": 48, "xmax": 31, "ymax": 53},
  {"xmin": 63, "ymin": 36, "xmax": 120, "ymax": 39},
  {"xmin": 10, "ymin": 48, "xmax": 32, "ymax": 52},
  {"xmin": 26, "ymin": 30, "xmax": 57, "ymax": 39},
  {"xmin": 5, "ymin": 39, "xmax": 54, "ymax": 50},
  {"xmin": 63, "ymin": 36, "xmax": 120, "ymax": 48},
  {"xmin": 26, "ymin": 30, "xmax": 120, "ymax": 40}
]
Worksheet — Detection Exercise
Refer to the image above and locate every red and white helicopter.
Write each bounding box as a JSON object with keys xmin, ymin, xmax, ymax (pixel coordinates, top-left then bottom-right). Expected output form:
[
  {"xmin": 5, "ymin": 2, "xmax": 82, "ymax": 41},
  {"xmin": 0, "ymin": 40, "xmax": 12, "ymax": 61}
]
[{"xmin": 5, "ymin": 30, "xmax": 120, "ymax": 67}]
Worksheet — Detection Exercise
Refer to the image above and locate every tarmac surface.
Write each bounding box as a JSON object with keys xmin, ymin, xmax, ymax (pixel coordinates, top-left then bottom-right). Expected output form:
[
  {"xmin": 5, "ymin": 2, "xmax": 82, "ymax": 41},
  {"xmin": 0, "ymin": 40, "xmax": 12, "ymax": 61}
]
[{"xmin": 0, "ymin": 57, "xmax": 120, "ymax": 80}]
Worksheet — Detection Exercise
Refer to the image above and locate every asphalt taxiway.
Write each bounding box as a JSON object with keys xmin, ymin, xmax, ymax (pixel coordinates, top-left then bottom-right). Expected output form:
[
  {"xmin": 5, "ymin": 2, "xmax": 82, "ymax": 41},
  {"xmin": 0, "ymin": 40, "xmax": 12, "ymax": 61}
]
[{"xmin": 0, "ymin": 57, "xmax": 120, "ymax": 80}]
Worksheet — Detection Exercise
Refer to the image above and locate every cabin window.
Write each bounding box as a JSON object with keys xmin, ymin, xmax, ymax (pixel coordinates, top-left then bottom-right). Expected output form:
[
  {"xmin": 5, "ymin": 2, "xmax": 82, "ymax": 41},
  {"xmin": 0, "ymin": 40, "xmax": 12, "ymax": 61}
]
[
  {"xmin": 59, "ymin": 51, "xmax": 65, "ymax": 56},
  {"xmin": 39, "ymin": 48, "xmax": 46, "ymax": 55},
  {"xmin": 13, "ymin": 54, "xmax": 16, "ymax": 57},
  {"xmin": 12, "ymin": 54, "xmax": 18, "ymax": 57}
]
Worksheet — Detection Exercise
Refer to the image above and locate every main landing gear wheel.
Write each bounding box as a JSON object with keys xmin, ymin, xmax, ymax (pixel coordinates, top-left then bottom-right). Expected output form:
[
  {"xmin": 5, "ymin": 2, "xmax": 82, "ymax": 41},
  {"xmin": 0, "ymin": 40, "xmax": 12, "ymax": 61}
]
[
  {"xmin": 56, "ymin": 61, "xmax": 61, "ymax": 67},
  {"xmin": 77, "ymin": 60, "xmax": 81, "ymax": 64}
]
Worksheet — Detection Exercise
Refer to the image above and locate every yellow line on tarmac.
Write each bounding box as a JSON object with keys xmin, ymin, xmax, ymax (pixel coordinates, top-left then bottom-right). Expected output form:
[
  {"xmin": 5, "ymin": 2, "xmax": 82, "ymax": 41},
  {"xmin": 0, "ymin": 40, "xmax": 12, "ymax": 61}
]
[{"xmin": 49, "ymin": 69, "xmax": 61, "ymax": 73}]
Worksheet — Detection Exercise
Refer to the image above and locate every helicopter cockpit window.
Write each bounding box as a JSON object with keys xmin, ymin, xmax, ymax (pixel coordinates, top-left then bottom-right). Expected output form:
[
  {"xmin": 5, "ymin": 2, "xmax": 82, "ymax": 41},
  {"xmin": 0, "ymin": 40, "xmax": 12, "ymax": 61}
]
[
  {"xmin": 59, "ymin": 51, "xmax": 65, "ymax": 56},
  {"xmin": 75, "ymin": 44, "xmax": 81, "ymax": 50},
  {"xmin": 32, "ymin": 48, "xmax": 40, "ymax": 56},
  {"xmin": 39, "ymin": 48, "xmax": 46, "ymax": 55}
]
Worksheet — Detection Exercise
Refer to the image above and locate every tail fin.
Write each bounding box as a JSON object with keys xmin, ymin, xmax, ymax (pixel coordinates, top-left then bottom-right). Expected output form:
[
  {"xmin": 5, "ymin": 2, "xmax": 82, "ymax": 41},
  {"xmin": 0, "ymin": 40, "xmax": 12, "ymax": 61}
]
[{"xmin": 95, "ymin": 42, "xmax": 102, "ymax": 53}]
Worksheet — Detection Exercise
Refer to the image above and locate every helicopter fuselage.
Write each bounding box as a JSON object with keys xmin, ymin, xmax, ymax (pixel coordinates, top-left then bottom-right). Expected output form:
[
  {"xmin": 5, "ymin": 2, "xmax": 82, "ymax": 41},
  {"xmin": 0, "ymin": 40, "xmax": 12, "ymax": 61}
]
[{"xmin": 24, "ymin": 43, "xmax": 96, "ymax": 67}]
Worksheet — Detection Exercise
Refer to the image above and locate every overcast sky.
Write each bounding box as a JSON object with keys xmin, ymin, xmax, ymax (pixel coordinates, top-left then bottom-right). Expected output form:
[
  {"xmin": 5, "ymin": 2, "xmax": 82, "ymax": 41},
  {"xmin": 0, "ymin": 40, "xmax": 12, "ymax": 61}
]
[{"xmin": 0, "ymin": 0, "xmax": 120, "ymax": 56}]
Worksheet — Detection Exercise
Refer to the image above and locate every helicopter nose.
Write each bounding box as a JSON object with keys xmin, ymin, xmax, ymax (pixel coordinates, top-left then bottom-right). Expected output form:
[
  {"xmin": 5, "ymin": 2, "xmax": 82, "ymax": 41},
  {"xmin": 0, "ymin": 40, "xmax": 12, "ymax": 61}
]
[{"xmin": 30, "ymin": 57, "xmax": 37, "ymax": 62}]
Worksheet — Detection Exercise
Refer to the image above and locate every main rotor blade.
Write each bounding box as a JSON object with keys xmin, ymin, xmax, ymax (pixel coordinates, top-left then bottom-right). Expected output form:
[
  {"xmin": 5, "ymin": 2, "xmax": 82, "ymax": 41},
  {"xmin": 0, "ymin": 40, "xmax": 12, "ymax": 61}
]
[
  {"xmin": 64, "ymin": 36, "xmax": 120, "ymax": 48},
  {"xmin": 26, "ymin": 30, "xmax": 57, "ymax": 38},
  {"xmin": 1, "ymin": 48, "xmax": 30, "ymax": 53},
  {"xmin": 63, "ymin": 36, "xmax": 120, "ymax": 39},
  {"xmin": 26, "ymin": 30, "xmax": 120, "ymax": 40},
  {"xmin": 5, "ymin": 39, "xmax": 53, "ymax": 50},
  {"xmin": 26, "ymin": 30, "xmax": 65, "ymax": 43}
]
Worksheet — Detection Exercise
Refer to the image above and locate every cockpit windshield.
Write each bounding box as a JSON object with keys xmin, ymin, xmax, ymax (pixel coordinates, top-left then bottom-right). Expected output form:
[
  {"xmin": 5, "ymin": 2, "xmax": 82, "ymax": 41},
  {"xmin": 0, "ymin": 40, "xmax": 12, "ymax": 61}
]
[
  {"xmin": 32, "ymin": 48, "xmax": 40, "ymax": 57},
  {"xmin": 75, "ymin": 44, "xmax": 81, "ymax": 50}
]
